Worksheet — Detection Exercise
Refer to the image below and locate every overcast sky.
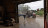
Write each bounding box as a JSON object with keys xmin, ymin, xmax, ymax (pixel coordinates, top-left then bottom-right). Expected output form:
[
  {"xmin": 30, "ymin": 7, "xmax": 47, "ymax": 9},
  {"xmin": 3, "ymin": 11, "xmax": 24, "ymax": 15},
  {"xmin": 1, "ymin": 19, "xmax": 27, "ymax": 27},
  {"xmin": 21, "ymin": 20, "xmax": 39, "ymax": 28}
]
[{"xmin": 24, "ymin": 0, "xmax": 44, "ymax": 10}]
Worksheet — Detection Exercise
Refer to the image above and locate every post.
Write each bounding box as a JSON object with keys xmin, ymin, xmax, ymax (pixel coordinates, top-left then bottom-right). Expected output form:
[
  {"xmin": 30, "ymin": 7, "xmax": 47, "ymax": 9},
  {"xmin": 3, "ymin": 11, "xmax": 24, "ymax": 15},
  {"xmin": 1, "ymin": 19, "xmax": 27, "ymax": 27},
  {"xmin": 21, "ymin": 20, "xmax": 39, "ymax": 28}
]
[{"xmin": 15, "ymin": 3, "xmax": 19, "ymax": 23}]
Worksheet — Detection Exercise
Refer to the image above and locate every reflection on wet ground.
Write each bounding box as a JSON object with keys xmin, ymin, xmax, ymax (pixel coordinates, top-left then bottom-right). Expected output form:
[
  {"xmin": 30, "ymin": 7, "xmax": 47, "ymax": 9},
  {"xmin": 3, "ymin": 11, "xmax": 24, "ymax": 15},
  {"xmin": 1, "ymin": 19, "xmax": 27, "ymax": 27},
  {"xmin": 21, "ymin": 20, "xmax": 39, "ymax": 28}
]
[
  {"xmin": 19, "ymin": 16, "xmax": 44, "ymax": 28},
  {"xmin": 0, "ymin": 16, "xmax": 44, "ymax": 28}
]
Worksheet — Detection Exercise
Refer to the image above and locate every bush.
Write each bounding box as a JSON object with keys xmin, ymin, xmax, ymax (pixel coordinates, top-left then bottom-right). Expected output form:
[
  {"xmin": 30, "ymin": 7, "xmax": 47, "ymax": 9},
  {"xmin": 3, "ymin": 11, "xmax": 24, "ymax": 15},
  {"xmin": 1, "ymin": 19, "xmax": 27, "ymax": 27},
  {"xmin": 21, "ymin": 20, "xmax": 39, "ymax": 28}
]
[{"xmin": 34, "ymin": 10, "xmax": 44, "ymax": 16}]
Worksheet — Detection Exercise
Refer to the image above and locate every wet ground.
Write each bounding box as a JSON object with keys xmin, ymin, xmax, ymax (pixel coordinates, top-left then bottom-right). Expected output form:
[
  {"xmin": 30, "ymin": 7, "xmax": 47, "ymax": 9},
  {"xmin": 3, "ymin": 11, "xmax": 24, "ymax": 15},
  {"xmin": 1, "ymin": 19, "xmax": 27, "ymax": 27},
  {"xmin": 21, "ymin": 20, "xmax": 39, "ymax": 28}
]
[
  {"xmin": 0, "ymin": 16, "xmax": 44, "ymax": 28},
  {"xmin": 19, "ymin": 16, "xmax": 44, "ymax": 28}
]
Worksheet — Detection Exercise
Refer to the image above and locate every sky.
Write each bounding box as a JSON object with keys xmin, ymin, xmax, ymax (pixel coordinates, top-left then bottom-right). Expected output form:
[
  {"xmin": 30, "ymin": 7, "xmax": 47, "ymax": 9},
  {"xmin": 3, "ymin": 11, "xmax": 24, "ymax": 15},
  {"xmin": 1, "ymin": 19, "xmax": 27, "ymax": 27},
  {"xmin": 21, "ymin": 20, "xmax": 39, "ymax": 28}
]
[{"xmin": 24, "ymin": 0, "xmax": 44, "ymax": 10}]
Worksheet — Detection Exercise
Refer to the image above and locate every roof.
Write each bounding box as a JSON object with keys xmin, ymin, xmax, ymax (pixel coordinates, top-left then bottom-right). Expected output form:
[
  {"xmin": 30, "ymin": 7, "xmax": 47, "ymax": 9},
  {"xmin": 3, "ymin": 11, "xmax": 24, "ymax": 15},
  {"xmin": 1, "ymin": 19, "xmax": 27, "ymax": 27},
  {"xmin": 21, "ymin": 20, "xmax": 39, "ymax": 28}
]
[
  {"xmin": 16, "ymin": 0, "xmax": 39, "ymax": 4},
  {"xmin": 3, "ymin": 0, "xmax": 40, "ymax": 5},
  {"xmin": 0, "ymin": 0, "xmax": 40, "ymax": 6}
]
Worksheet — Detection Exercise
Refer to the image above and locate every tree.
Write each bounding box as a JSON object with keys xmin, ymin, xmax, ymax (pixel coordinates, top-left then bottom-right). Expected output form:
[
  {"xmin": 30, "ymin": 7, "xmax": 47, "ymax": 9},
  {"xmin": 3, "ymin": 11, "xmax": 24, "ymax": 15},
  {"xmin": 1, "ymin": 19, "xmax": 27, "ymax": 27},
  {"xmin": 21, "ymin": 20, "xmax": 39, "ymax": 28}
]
[
  {"xmin": 40, "ymin": 8, "xmax": 44, "ymax": 10},
  {"xmin": 18, "ymin": 4, "xmax": 24, "ymax": 13},
  {"xmin": 27, "ymin": 5, "xmax": 30, "ymax": 10},
  {"xmin": 21, "ymin": 5, "xmax": 30, "ymax": 13},
  {"xmin": 18, "ymin": 4, "xmax": 30, "ymax": 13}
]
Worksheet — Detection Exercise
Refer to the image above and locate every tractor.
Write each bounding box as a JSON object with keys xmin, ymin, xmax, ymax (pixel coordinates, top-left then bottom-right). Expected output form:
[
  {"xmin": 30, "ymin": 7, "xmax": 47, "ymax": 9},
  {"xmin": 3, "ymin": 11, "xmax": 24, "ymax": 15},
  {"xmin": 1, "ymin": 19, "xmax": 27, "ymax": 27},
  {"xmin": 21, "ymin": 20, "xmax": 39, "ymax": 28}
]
[{"xmin": 26, "ymin": 11, "xmax": 36, "ymax": 18}]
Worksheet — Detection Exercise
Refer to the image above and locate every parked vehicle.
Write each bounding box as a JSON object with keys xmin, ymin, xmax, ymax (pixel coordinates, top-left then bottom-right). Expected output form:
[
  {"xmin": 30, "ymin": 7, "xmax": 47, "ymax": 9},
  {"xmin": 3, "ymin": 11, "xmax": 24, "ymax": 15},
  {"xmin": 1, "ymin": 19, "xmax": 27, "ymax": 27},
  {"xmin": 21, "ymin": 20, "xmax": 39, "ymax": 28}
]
[
  {"xmin": 32, "ymin": 13, "xmax": 36, "ymax": 18},
  {"xmin": 19, "ymin": 14, "xmax": 24, "ymax": 17},
  {"xmin": 26, "ymin": 11, "xmax": 36, "ymax": 18}
]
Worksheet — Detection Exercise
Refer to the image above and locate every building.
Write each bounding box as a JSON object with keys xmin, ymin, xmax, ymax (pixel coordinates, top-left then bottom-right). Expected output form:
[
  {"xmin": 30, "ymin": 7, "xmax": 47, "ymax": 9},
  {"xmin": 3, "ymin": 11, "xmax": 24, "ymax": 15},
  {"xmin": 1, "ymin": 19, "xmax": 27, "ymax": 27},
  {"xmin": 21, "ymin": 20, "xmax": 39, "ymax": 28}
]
[{"xmin": 0, "ymin": 0, "xmax": 39, "ymax": 25}]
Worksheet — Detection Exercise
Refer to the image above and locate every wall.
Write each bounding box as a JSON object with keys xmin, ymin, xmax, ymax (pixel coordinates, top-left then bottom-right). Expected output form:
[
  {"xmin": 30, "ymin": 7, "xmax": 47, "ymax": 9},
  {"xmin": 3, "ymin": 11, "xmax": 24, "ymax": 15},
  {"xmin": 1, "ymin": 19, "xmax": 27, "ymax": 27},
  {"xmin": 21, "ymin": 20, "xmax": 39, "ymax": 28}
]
[
  {"xmin": 46, "ymin": 13, "xmax": 48, "ymax": 23},
  {"xmin": 6, "ymin": 4, "xmax": 16, "ymax": 18},
  {"xmin": 46, "ymin": 0, "xmax": 48, "ymax": 23},
  {"xmin": 6, "ymin": 4, "xmax": 15, "ymax": 12},
  {"xmin": 0, "ymin": 6, "xmax": 4, "ymax": 17}
]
